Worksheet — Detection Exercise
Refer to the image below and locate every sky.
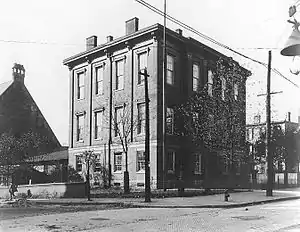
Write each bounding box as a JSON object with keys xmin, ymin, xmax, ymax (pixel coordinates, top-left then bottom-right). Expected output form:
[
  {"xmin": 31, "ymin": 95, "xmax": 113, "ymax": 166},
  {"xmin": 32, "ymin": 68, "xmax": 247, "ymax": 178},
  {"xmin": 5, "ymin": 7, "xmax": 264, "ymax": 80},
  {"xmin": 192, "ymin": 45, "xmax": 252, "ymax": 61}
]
[{"xmin": 0, "ymin": 0, "xmax": 299, "ymax": 145}]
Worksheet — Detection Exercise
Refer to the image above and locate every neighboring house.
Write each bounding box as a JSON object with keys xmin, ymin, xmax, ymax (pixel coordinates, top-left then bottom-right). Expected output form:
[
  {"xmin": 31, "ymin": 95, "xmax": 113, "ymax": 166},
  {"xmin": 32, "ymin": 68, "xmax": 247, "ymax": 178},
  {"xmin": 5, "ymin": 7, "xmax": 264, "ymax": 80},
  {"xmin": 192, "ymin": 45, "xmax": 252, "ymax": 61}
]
[
  {"xmin": 0, "ymin": 63, "xmax": 64, "ymax": 185},
  {"xmin": 63, "ymin": 17, "xmax": 250, "ymax": 189},
  {"xmin": 246, "ymin": 113, "xmax": 300, "ymax": 174}
]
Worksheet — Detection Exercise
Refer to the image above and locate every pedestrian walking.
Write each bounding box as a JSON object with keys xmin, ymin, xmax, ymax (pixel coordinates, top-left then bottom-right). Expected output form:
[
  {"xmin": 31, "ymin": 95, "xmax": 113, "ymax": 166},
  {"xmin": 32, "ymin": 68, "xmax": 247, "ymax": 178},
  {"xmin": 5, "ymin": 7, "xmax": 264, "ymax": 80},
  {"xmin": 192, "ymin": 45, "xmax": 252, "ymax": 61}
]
[{"xmin": 9, "ymin": 183, "xmax": 18, "ymax": 200}]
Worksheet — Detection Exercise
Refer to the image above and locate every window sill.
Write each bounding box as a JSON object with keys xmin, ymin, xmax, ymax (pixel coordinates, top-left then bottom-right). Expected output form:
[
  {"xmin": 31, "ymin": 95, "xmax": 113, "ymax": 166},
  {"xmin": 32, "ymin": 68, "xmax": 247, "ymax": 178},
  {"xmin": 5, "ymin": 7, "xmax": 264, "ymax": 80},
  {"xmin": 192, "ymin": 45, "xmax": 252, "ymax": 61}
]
[
  {"xmin": 137, "ymin": 82, "xmax": 144, "ymax": 87},
  {"xmin": 167, "ymin": 170, "xmax": 175, "ymax": 174},
  {"xmin": 194, "ymin": 172, "xmax": 202, "ymax": 175},
  {"xmin": 76, "ymin": 140, "xmax": 84, "ymax": 143},
  {"xmin": 113, "ymin": 171, "xmax": 122, "ymax": 174},
  {"xmin": 115, "ymin": 88, "xmax": 124, "ymax": 92},
  {"xmin": 95, "ymin": 93, "xmax": 104, "ymax": 97},
  {"xmin": 136, "ymin": 170, "xmax": 145, "ymax": 174},
  {"xmin": 77, "ymin": 98, "xmax": 85, "ymax": 101}
]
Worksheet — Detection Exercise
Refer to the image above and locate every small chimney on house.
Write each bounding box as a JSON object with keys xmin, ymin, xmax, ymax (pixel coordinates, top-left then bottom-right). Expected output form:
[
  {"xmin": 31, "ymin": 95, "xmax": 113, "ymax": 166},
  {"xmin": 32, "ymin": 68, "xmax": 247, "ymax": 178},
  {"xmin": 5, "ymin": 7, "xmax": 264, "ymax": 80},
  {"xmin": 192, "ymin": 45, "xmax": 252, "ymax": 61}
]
[
  {"xmin": 12, "ymin": 63, "xmax": 25, "ymax": 83},
  {"xmin": 125, "ymin": 17, "xmax": 139, "ymax": 35},
  {"xmin": 86, "ymin": 35, "xmax": 97, "ymax": 50},
  {"xmin": 107, "ymin": 35, "xmax": 113, "ymax": 42},
  {"xmin": 176, "ymin": 29, "xmax": 183, "ymax": 36},
  {"xmin": 288, "ymin": 112, "xmax": 291, "ymax": 121}
]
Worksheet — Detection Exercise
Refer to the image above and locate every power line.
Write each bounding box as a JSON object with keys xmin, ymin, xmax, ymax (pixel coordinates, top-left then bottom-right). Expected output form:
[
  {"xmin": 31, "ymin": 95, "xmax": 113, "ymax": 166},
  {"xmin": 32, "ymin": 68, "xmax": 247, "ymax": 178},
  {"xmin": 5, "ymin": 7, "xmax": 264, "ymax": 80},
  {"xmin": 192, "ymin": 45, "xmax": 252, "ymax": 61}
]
[
  {"xmin": 0, "ymin": 39, "xmax": 82, "ymax": 47},
  {"xmin": 135, "ymin": 0, "xmax": 299, "ymax": 88}
]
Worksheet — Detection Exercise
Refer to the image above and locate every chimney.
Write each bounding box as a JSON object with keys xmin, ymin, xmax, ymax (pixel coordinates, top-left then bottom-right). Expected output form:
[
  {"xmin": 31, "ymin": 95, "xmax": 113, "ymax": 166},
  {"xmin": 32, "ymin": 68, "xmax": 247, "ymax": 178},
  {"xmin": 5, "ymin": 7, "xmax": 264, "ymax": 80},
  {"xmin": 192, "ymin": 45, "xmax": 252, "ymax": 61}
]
[
  {"xmin": 86, "ymin": 35, "xmax": 97, "ymax": 50},
  {"xmin": 126, "ymin": 17, "xmax": 139, "ymax": 35},
  {"xmin": 176, "ymin": 29, "xmax": 183, "ymax": 36},
  {"xmin": 288, "ymin": 112, "xmax": 291, "ymax": 121},
  {"xmin": 12, "ymin": 63, "xmax": 25, "ymax": 83},
  {"xmin": 107, "ymin": 35, "xmax": 113, "ymax": 42}
]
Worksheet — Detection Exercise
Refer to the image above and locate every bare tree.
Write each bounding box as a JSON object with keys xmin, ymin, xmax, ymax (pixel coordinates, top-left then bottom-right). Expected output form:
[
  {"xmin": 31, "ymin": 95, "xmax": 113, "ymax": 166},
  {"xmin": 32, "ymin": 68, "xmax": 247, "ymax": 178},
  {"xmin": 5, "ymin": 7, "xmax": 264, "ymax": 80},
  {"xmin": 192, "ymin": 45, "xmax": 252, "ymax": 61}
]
[{"xmin": 106, "ymin": 103, "xmax": 140, "ymax": 193}]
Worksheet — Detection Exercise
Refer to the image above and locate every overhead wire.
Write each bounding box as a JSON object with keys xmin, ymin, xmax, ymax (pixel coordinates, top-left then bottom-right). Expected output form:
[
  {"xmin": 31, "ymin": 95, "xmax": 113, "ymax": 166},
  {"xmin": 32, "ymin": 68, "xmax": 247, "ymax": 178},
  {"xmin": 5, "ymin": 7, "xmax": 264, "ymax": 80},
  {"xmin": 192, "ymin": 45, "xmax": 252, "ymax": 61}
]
[{"xmin": 135, "ymin": 0, "xmax": 300, "ymax": 88}]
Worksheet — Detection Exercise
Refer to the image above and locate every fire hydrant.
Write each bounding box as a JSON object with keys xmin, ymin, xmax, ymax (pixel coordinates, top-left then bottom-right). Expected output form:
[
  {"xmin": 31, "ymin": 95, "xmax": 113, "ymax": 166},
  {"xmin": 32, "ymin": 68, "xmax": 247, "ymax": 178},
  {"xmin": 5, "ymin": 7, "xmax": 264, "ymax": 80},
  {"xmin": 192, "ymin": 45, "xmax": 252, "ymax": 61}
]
[{"xmin": 224, "ymin": 189, "xmax": 230, "ymax": 202}]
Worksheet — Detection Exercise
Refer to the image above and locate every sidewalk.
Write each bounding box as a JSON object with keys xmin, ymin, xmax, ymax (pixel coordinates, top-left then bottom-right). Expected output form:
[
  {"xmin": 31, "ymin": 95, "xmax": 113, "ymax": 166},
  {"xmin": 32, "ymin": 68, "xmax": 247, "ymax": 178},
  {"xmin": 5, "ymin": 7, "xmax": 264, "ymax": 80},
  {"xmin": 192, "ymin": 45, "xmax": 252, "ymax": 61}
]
[{"xmin": 13, "ymin": 189, "xmax": 300, "ymax": 208}]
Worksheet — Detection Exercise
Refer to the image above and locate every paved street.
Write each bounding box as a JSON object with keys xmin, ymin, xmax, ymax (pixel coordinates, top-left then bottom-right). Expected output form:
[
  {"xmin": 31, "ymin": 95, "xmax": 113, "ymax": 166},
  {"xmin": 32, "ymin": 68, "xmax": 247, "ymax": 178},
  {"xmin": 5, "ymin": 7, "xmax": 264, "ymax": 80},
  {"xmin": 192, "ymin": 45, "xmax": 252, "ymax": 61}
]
[{"xmin": 1, "ymin": 199, "xmax": 300, "ymax": 232}]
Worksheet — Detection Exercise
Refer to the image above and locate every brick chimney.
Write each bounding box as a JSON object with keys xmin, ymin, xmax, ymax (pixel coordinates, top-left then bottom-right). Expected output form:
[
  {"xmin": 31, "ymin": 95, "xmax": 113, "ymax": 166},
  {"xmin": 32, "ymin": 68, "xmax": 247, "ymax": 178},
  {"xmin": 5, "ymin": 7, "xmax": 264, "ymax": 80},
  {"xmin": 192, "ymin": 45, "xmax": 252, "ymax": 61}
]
[
  {"xmin": 126, "ymin": 17, "xmax": 139, "ymax": 35},
  {"xmin": 107, "ymin": 35, "xmax": 113, "ymax": 42},
  {"xmin": 12, "ymin": 63, "xmax": 25, "ymax": 83},
  {"xmin": 86, "ymin": 35, "xmax": 97, "ymax": 50},
  {"xmin": 176, "ymin": 29, "xmax": 183, "ymax": 36},
  {"xmin": 288, "ymin": 112, "xmax": 291, "ymax": 121}
]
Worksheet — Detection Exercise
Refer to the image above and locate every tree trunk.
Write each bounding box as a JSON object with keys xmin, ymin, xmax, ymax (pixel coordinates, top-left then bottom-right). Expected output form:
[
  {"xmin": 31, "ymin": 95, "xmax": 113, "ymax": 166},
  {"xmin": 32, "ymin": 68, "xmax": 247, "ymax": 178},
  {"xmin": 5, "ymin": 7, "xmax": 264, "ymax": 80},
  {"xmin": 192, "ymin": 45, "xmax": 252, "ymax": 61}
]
[{"xmin": 86, "ymin": 161, "xmax": 91, "ymax": 201}]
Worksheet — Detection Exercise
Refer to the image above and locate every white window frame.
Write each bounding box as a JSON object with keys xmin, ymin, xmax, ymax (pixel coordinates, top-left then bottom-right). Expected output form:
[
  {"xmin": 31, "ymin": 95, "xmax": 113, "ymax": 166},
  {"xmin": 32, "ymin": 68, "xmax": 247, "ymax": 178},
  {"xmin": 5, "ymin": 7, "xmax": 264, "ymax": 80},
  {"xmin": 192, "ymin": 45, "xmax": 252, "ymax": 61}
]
[
  {"xmin": 114, "ymin": 152, "xmax": 123, "ymax": 172},
  {"xmin": 95, "ymin": 65, "xmax": 104, "ymax": 95},
  {"xmin": 137, "ymin": 103, "xmax": 145, "ymax": 135},
  {"xmin": 194, "ymin": 153, "xmax": 202, "ymax": 174},
  {"xmin": 116, "ymin": 59, "xmax": 124, "ymax": 90},
  {"xmin": 94, "ymin": 111, "xmax": 103, "ymax": 140},
  {"xmin": 166, "ymin": 107, "xmax": 174, "ymax": 134},
  {"xmin": 114, "ymin": 106, "xmax": 124, "ymax": 137},
  {"xmin": 76, "ymin": 155, "xmax": 82, "ymax": 172},
  {"xmin": 77, "ymin": 71, "xmax": 85, "ymax": 100},
  {"xmin": 166, "ymin": 54, "xmax": 175, "ymax": 85},
  {"xmin": 207, "ymin": 70, "xmax": 214, "ymax": 97},
  {"xmin": 138, "ymin": 52, "xmax": 148, "ymax": 84},
  {"xmin": 136, "ymin": 150, "xmax": 145, "ymax": 172},
  {"xmin": 192, "ymin": 63, "xmax": 200, "ymax": 92},
  {"xmin": 76, "ymin": 114, "xmax": 84, "ymax": 142}
]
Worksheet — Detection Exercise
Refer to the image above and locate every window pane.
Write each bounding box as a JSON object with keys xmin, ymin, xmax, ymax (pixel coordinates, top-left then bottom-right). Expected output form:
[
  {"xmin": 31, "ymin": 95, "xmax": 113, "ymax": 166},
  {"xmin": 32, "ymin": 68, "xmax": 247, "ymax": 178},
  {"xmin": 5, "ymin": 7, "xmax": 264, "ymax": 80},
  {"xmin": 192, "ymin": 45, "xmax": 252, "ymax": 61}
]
[
  {"xmin": 194, "ymin": 153, "xmax": 202, "ymax": 174},
  {"xmin": 136, "ymin": 151, "xmax": 145, "ymax": 172},
  {"xmin": 77, "ymin": 72, "xmax": 85, "ymax": 99},
  {"xmin": 95, "ymin": 111, "xmax": 103, "ymax": 139},
  {"xmin": 207, "ymin": 70, "xmax": 213, "ymax": 96},
  {"xmin": 116, "ymin": 60, "xmax": 124, "ymax": 90},
  {"xmin": 166, "ymin": 55, "xmax": 174, "ymax": 85},
  {"xmin": 166, "ymin": 108, "xmax": 174, "ymax": 134},
  {"xmin": 234, "ymin": 83, "xmax": 238, "ymax": 100},
  {"xmin": 77, "ymin": 115, "xmax": 84, "ymax": 141},
  {"xmin": 221, "ymin": 77, "xmax": 226, "ymax": 100},
  {"xmin": 167, "ymin": 151, "xmax": 175, "ymax": 172},
  {"xmin": 96, "ymin": 66, "xmax": 104, "ymax": 95},
  {"xmin": 137, "ymin": 103, "xmax": 145, "ymax": 134},
  {"xmin": 114, "ymin": 153, "xmax": 122, "ymax": 171}
]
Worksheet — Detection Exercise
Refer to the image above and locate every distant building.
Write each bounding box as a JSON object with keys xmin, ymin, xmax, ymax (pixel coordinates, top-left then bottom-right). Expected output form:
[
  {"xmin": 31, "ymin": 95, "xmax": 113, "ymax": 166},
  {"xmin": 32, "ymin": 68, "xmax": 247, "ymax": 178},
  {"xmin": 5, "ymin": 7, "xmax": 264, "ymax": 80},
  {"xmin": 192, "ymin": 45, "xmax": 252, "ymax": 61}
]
[
  {"xmin": 246, "ymin": 112, "xmax": 300, "ymax": 173},
  {"xmin": 0, "ymin": 63, "xmax": 64, "ymax": 185},
  {"xmin": 63, "ymin": 17, "xmax": 250, "ymax": 189}
]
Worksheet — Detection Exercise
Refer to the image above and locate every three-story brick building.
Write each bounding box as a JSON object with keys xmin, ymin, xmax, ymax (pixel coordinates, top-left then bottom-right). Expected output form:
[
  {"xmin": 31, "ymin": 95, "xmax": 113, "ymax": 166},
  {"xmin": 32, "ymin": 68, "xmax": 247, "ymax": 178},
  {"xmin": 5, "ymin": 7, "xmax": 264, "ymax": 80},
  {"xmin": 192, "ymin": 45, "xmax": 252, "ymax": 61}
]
[{"xmin": 63, "ymin": 17, "xmax": 250, "ymax": 189}]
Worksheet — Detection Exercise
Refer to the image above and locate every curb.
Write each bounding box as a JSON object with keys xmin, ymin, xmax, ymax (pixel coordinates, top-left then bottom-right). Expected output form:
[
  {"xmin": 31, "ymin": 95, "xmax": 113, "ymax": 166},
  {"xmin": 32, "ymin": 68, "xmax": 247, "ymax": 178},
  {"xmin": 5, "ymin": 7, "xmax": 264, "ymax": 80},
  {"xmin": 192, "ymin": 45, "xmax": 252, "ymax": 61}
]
[
  {"xmin": 19, "ymin": 196, "xmax": 300, "ymax": 209},
  {"xmin": 128, "ymin": 196, "xmax": 300, "ymax": 209}
]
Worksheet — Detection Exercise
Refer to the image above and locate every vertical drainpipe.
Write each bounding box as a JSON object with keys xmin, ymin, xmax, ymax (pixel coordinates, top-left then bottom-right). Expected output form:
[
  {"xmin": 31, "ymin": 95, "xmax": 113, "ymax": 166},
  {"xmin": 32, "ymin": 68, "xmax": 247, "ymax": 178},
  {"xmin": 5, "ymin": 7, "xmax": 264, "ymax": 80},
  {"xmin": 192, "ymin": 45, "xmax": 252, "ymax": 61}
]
[
  {"xmin": 108, "ymin": 52, "xmax": 113, "ymax": 187},
  {"xmin": 126, "ymin": 42, "xmax": 134, "ymax": 143},
  {"xmin": 89, "ymin": 59, "xmax": 93, "ymax": 146},
  {"xmin": 69, "ymin": 66, "xmax": 74, "ymax": 149}
]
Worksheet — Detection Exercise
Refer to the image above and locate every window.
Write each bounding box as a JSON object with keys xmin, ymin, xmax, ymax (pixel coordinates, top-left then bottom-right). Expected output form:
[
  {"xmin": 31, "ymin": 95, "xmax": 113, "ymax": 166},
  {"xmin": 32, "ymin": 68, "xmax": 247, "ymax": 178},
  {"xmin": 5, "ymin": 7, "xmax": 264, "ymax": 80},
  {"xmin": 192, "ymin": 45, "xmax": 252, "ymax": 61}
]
[
  {"xmin": 166, "ymin": 55, "xmax": 175, "ymax": 85},
  {"xmin": 114, "ymin": 107, "xmax": 124, "ymax": 137},
  {"xmin": 76, "ymin": 114, "xmax": 84, "ymax": 141},
  {"xmin": 234, "ymin": 83, "xmax": 239, "ymax": 100},
  {"xmin": 167, "ymin": 150, "xmax": 175, "ymax": 173},
  {"xmin": 136, "ymin": 151, "xmax": 145, "ymax": 172},
  {"xmin": 94, "ymin": 155, "xmax": 101, "ymax": 172},
  {"xmin": 114, "ymin": 152, "xmax": 122, "ymax": 172},
  {"xmin": 116, "ymin": 59, "xmax": 124, "ymax": 90},
  {"xmin": 166, "ymin": 107, "xmax": 174, "ymax": 134},
  {"xmin": 77, "ymin": 72, "xmax": 85, "ymax": 99},
  {"xmin": 193, "ymin": 63, "xmax": 200, "ymax": 91},
  {"xmin": 76, "ymin": 155, "xmax": 82, "ymax": 172},
  {"xmin": 137, "ymin": 103, "xmax": 145, "ymax": 134},
  {"xmin": 221, "ymin": 77, "xmax": 226, "ymax": 100},
  {"xmin": 138, "ymin": 52, "xmax": 148, "ymax": 84},
  {"xmin": 247, "ymin": 128, "xmax": 253, "ymax": 140},
  {"xmin": 95, "ymin": 65, "xmax": 104, "ymax": 95},
  {"xmin": 207, "ymin": 70, "xmax": 213, "ymax": 97},
  {"xmin": 94, "ymin": 111, "xmax": 103, "ymax": 139},
  {"xmin": 194, "ymin": 153, "xmax": 202, "ymax": 174}
]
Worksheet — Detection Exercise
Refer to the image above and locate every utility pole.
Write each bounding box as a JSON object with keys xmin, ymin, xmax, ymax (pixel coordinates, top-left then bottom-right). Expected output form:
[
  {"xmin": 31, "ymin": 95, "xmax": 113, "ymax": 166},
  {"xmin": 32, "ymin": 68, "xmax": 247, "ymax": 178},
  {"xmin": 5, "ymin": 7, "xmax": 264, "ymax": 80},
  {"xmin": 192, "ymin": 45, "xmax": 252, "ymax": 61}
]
[
  {"xmin": 266, "ymin": 50, "xmax": 273, "ymax": 196},
  {"xmin": 140, "ymin": 68, "xmax": 151, "ymax": 202}
]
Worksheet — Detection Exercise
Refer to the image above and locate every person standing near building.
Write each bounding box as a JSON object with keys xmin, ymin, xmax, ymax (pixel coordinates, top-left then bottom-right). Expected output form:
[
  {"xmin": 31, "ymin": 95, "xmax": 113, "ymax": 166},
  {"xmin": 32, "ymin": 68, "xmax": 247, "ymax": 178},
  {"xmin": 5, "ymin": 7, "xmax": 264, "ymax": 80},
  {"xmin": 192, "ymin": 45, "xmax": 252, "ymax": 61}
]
[{"xmin": 9, "ymin": 183, "xmax": 18, "ymax": 200}]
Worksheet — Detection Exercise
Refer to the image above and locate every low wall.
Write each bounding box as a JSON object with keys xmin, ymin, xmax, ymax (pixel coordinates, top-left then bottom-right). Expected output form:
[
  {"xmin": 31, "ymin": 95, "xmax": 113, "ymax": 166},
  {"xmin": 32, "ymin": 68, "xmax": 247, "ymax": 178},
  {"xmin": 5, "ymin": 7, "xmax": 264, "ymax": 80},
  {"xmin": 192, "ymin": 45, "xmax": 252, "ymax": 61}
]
[{"xmin": 0, "ymin": 182, "xmax": 86, "ymax": 199}]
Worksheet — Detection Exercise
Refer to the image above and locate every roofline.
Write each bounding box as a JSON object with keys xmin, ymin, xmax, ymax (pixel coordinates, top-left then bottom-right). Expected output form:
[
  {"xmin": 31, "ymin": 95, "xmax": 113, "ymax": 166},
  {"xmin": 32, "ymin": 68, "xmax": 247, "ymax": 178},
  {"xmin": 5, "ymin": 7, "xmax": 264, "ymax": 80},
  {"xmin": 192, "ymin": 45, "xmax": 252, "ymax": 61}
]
[
  {"xmin": 63, "ymin": 24, "xmax": 161, "ymax": 65},
  {"xmin": 63, "ymin": 22, "xmax": 251, "ymax": 75}
]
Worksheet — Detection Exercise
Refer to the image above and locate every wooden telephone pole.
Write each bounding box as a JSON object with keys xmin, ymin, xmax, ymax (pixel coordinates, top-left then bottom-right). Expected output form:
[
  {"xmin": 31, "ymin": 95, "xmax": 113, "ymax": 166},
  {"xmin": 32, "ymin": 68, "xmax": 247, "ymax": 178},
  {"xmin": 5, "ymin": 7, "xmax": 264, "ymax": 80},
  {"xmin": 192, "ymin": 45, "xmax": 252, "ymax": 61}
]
[{"xmin": 139, "ymin": 68, "xmax": 151, "ymax": 202}]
